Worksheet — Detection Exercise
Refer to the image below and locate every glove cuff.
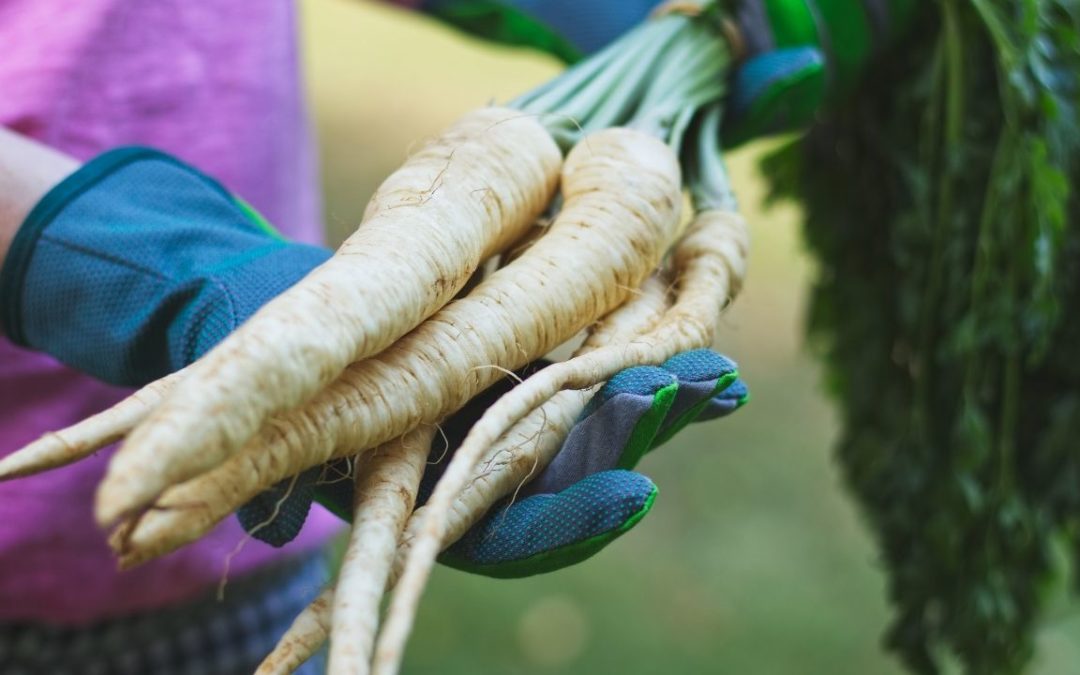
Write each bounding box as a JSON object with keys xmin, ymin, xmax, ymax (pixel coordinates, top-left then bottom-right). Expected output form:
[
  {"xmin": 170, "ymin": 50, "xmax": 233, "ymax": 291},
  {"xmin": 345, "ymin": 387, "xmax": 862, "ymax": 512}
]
[
  {"xmin": 0, "ymin": 146, "xmax": 327, "ymax": 386},
  {"xmin": 1, "ymin": 147, "xmax": 165, "ymax": 345}
]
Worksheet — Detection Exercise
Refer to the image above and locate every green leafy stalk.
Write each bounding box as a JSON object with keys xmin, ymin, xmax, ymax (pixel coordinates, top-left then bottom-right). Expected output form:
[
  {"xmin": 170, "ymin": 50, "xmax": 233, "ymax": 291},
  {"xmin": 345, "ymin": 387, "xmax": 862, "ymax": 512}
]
[
  {"xmin": 685, "ymin": 104, "xmax": 737, "ymax": 213},
  {"xmin": 764, "ymin": 1, "xmax": 1080, "ymax": 673},
  {"xmin": 510, "ymin": 3, "xmax": 732, "ymax": 163}
]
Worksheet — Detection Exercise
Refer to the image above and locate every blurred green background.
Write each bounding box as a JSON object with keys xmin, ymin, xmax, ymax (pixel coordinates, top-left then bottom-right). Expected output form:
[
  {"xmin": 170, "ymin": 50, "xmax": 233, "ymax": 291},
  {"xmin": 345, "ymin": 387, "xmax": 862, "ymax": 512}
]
[{"xmin": 299, "ymin": 1, "xmax": 1079, "ymax": 672}]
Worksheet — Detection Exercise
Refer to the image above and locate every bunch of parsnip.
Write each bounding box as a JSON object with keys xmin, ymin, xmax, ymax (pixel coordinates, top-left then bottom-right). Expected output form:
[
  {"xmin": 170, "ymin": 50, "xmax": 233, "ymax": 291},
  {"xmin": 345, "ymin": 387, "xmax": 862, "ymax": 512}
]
[{"xmin": 0, "ymin": 4, "xmax": 750, "ymax": 674}]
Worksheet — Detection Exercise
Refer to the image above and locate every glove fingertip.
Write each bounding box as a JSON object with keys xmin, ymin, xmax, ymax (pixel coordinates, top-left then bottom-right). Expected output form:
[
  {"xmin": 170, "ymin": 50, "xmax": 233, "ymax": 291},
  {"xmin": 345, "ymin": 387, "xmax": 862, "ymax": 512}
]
[
  {"xmin": 729, "ymin": 46, "xmax": 826, "ymax": 115},
  {"xmin": 694, "ymin": 379, "xmax": 750, "ymax": 422},
  {"xmin": 592, "ymin": 365, "xmax": 676, "ymax": 409},
  {"xmin": 724, "ymin": 46, "xmax": 828, "ymax": 147},
  {"xmin": 720, "ymin": 378, "xmax": 750, "ymax": 403},
  {"xmin": 441, "ymin": 470, "xmax": 657, "ymax": 578},
  {"xmin": 661, "ymin": 348, "xmax": 738, "ymax": 383},
  {"xmin": 237, "ymin": 467, "xmax": 320, "ymax": 547}
]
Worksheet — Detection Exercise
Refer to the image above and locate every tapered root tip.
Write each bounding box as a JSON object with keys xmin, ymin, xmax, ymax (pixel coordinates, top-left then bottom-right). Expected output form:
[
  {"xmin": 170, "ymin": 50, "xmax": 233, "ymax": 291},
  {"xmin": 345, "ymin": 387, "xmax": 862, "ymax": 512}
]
[
  {"xmin": 0, "ymin": 434, "xmax": 78, "ymax": 481},
  {"xmin": 0, "ymin": 455, "xmax": 41, "ymax": 482},
  {"xmin": 94, "ymin": 472, "xmax": 160, "ymax": 527},
  {"xmin": 106, "ymin": 499, "xmax": 205, "ymax": 568},
  {"xmin": 95, "ymin": 496, "xmax": 132, "ymax": 528},
  {"xmin": 116, "ymin": 552, "xmax": 148, "ymax": 571}
]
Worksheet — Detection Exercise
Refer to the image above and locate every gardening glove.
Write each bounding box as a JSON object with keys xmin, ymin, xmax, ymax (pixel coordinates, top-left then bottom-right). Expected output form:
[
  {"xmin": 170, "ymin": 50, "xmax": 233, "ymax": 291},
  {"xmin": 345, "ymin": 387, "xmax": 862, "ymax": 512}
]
[
  {"xmin": 412, "ymin": 0, "xmax": 918, "ymax": 145},
  {"xmin": 723, "ymin": 0, "xmax": 919, "ymax": 145},
  {"xmin": 439, "ymin": 349, "xmax": 746, "ymax": 577},
  {"xmin": 0, "ymin": 146, "xmax": 330, "ymax": 386},
  {"xmin": 415, "ymin": 0, "xmax": 662, "ymax": 62},
  {"xmin": 295, "ymin": 349, "xmax": 747, "ymax": 577}
]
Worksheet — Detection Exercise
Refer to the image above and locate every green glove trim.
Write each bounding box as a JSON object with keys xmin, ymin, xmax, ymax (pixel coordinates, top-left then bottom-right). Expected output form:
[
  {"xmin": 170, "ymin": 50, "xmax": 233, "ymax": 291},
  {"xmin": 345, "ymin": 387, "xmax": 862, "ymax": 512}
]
[
  {"xmin": 649, "ymin": 371, "xmax": 740, "ymax": 450},
  {"xmin": 438, "ymin": 484, "xmax": 657, "ymax": 578},
  {"xmin": 723, "ymin": 46, "xmax": 827, "ymax": 147},
  {"xmin": 234, "ymin": 196, "xmax": 284, "ymax": 241},
  {"xmin": 614, "ymin": 381, "xmax": 679, "ymax": 472},
  {"xmin": 424, "ymin": 0, "xmax": 583, "ymax": 64}
]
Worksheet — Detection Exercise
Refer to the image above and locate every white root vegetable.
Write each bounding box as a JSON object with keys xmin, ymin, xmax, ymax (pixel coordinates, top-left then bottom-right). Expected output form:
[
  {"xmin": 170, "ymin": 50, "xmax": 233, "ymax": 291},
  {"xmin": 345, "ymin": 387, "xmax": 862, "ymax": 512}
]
[
  {"xmin": 328, "ymin": 427, "xmax": 432, "ymax": 675},
  {"xmin": 96, "ymin": 108, "xmax": 562, "ymax": 526},
  {"xmin": 255, "ymin": 587, "xmax": 335, "ymax": 675},
  {"xmin": 116, "ymin": 127, "xmax": 683, "ymax": 566},
  {"xmin": 394, "ymin": 273, "xmax": 673, "ymax": 574},
  {"xmin": 0, "ymin": 369, "xmax": 186, "ymax": 480},
  {"xmin": 375, "ymin": 209, "xmax": 749, "ymax": 675},
  {"xmin": 260, "ymin": 273, "xmax": 671, "ymax": 673}
]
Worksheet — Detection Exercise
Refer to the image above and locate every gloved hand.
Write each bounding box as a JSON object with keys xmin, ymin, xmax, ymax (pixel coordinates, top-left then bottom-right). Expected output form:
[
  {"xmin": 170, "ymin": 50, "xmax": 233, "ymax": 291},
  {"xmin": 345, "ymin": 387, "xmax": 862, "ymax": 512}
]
[
  {"xmin": 0, "ymin": 147, "xmax": 330, "ymax": 386},
  {"xmin": 723, "ymin": 0, "xmax": 918, "ymax": 144},
  {"xmin": 243, "ymin": 349, "xmax": 748, "ymax": 578},
  {"xmin": 415, "ymin": 0, "xmax": 917, "ymax": 145},
  {"xmin": 439, "ymin": 349, "xmax": 747, "ymax": 577}
]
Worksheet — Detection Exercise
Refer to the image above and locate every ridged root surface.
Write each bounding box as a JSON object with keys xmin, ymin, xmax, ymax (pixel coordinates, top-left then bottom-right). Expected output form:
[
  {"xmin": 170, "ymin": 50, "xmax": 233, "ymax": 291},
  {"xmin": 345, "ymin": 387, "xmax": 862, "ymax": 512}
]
[
  {"xmin": 117, "ymin": 127, "xmax": 684, "ymax": 564},
  {"xmin": 375, "ymin": 209, "xmax": 749, "ymax": 674},
  {"xmin": 257, "ymin": 273, "xmax": 672, "ymax": 674},
  {"xmin": 97, "ymin": 107, "xmax": 562, "ymax": 526}
]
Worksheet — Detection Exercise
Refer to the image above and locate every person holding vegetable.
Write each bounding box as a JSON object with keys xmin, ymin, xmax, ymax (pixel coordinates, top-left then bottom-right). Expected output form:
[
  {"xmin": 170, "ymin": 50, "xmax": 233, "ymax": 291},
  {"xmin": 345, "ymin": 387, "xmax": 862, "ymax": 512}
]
[{"xmin": 0, "ymin": 0, "xmax": 910, "ymax": 672}]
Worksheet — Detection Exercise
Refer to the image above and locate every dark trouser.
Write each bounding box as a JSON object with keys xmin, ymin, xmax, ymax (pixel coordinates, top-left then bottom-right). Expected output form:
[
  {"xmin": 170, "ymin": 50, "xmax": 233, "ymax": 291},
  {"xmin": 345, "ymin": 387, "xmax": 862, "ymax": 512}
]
[{"xmin": 0, "ymin": 552, "xmax": 328, "ymax": 675}]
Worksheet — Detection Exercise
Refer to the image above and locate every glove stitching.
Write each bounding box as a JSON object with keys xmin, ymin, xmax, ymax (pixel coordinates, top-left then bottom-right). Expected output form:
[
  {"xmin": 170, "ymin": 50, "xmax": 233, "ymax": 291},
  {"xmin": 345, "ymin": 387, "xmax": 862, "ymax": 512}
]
[{"xmin": 38, "ymin": 233, "xmax": 173, "ymax": 283}]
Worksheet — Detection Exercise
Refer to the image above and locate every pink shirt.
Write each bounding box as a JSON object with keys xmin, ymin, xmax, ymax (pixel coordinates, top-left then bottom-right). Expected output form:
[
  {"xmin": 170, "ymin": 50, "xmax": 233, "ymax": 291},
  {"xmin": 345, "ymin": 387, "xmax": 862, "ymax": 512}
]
[{"xmin": 0, "ymin": 0, "xmax": 344, "ymax": 624}]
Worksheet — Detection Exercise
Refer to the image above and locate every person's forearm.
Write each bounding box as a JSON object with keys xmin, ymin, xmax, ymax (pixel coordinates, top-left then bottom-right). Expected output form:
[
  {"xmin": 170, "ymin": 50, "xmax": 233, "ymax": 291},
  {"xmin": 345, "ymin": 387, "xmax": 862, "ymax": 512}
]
[{"xmin": 0, "ymin": 128, "xmax": 78, "ymax": 272}]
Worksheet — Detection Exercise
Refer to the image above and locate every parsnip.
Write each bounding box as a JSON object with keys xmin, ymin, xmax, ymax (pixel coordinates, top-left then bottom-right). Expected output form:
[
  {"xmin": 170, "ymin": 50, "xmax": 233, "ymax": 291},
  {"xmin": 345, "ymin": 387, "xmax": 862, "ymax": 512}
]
[
  {"xmin": 0, "ymin": 369, "xmax": 185, "ymax": 480},
  {"xmin": 115, "ymin": 128, "xmax": 683, "ymax": 565},
  {"xmin": 376, "ymin": 209, "xmax": 749, "ymax": 675},
  {"xmin": 328, "ymin": 428, "xmax": 432, "ymax": 675},
  {"xmin": 96, "ymin": 108, "xmax": 562, "ymax": 525},
  {"xmin": 260, "ymin": 273, "xmax": 672, "ymax": 674}
]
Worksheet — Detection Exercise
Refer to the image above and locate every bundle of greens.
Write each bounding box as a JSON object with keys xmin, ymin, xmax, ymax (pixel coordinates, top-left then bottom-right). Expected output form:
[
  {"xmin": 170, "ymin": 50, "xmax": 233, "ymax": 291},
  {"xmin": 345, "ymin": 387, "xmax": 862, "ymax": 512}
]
[{"xmin": 765, "ymin": 1, "xmax": 1080, "ymax": 672}]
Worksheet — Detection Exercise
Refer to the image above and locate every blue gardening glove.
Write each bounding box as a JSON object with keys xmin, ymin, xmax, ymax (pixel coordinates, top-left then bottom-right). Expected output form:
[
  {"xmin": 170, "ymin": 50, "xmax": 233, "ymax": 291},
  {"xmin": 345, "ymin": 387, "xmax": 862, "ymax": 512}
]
[
  {"xmin": 723, "ymin": 0, "xmax": 919, "ymax": 145},
  {"xmin": 418, "ymin": 0, "xmax": 917, "ymax": 146},
  {"xmin": 0, "ymin": 147, "xmax": 331, "ymax": 387},
  {"xmin": 441, "ymin": 349, "xmax": 746, "ymax": 577},
  {"xmin": 294, "ymin": 349, "xmax": 747, "ymax": 577},
  {"xmin": 0, "ymin": 147, "xmax": 330, "ymax": 544}
]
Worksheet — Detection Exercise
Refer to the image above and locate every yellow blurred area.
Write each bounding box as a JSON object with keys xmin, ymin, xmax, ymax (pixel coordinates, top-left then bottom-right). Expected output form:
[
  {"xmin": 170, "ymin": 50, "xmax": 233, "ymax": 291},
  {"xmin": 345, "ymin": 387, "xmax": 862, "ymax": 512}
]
[{"xmin": 298, "ymin": 2, "xmax": 1076, "ymax": 673}]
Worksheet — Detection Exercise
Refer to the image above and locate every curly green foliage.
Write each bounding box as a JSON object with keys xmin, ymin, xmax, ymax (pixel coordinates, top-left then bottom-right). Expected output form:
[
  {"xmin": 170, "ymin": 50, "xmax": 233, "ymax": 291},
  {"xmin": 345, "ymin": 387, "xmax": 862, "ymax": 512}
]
[{"xmin": 764, "ymin": 1, "xmax": 1080, "ymax": 672}]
